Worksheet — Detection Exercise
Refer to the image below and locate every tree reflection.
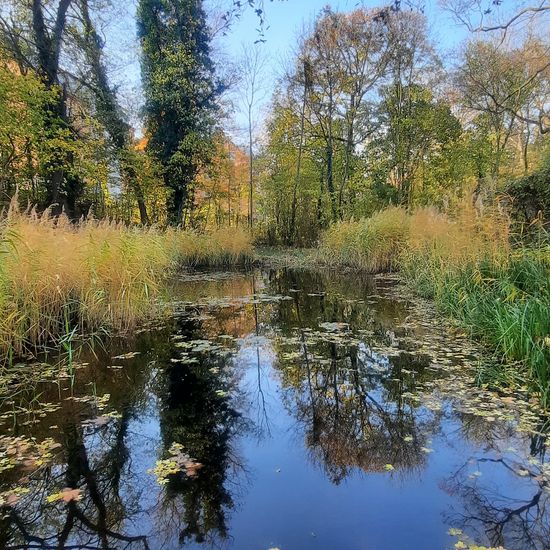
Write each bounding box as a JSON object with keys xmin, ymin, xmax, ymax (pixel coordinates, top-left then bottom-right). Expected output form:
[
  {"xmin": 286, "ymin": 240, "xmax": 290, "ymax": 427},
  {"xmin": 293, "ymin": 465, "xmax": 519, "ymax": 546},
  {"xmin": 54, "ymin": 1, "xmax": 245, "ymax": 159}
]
[
  {"xmin": 443, "ymin": 455, "xmax": 550, "ymax": 549},
  {"xmin": 0, "ymin": 310, "xmax": 249, "ymax": 548},
  {"xmin": 152, "ymin": 315, "xmax": 249, "ymax": 547},
  {"xmin": 1, "ymin": 412, "xmax": 149, "ymax": 549},
  {"xmin": 273, "ymin": 275, "xmax": 438, "ymax": 483}
]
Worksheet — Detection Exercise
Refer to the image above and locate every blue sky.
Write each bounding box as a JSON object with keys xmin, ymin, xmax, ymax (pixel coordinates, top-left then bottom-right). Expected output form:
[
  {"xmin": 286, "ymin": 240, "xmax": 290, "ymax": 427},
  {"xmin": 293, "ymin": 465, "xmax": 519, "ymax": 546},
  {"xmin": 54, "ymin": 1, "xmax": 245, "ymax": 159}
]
[
  {"xmin": 115, "ymin": 0, "xmax": 471, "ymax": 138},
  {"xmin": 222, "ymin": 0, "xmax": 469, "ymax": 77}
]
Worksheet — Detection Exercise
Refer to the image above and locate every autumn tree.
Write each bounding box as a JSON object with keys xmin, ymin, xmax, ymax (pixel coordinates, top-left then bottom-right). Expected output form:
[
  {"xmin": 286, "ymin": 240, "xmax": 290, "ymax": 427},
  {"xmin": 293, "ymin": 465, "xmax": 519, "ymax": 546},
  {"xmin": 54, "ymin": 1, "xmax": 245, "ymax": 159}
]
[
  {"xmin": 456, "ymin": 38, "xmax": 549, "ymax": 178},
  {"xmin": 0, "ymin": 0, "xmax": 85, "ymax": 215},
  {"xmin": 0, "ymin": 60, "xmax": 55, "ymax": 203}
]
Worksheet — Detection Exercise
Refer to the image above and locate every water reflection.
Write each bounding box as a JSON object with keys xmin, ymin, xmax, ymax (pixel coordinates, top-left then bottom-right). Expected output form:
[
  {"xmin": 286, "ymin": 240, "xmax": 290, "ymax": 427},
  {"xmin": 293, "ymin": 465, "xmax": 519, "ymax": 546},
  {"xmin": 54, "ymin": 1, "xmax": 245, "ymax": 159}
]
[
  {"xmin": 443, "ymin": 455, "xmax": 550, "ymax": 549},
  {"xmin": 0, "ymin": 268, "xmax": 547, "ymax": 549},
  {"xmin": 155, "ymin": 316, "xmax": 248, "ymax": 547}
]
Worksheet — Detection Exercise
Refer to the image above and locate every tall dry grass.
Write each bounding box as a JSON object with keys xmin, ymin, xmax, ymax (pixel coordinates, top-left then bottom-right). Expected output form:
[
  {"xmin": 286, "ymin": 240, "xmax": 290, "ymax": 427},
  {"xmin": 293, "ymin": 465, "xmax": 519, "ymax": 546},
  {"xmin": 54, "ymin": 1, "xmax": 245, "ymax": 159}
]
[
  {"xmin": 320, "ymin": 207, "xmax": 410, "ymax": 272},
  {"xmin": 401, "ymin": 203, "xmax": 510, "ymax": 297},
  {"xmin": 0, "ymin": 206, "xmax": 253, "ymax": 359},
  {"xmin": 320, "ymin": 202, "xmax": 550, "ymax": 406},
  {"xmin": 320, "ymin": 202, "xmax": 510, "ymax": 274}
]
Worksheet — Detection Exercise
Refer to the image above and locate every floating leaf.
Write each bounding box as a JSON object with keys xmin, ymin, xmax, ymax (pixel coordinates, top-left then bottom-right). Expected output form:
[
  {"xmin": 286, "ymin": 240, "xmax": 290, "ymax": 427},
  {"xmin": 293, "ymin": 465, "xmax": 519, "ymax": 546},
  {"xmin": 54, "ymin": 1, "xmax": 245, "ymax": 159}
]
[
  {"xmin": 112, "ymin": 352, "xmax": 141, "ymax": 360},
  {"xmin": 46, "ymin": 488, "xmax": 82, "ymax": 503}
]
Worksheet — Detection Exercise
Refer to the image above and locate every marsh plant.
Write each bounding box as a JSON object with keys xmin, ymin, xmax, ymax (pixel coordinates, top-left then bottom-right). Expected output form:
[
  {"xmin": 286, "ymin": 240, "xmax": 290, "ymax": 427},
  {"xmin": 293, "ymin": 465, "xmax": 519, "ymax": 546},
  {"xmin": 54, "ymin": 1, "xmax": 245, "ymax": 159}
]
[
  {"xmin": 320, "ymin": 202, "xmax": 550, "ymax": 405},
  {"xmin": 0, "ymin": 205, "xmax": 252, "ymax": 360}
]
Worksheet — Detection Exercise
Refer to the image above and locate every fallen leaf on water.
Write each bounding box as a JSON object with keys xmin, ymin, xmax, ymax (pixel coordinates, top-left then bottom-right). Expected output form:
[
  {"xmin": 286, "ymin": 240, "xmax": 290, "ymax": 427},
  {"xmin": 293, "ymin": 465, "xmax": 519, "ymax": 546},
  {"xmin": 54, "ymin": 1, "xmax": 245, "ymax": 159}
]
[
  {"xmin": 46, "ymin": 488, "xmax": 82, "ymax": 503},
  {"xmin": 185, "ymin": 462, "xmax": 204, "ymax": 476},
  {"xmin": 82, "ymin": 416, "xmax": 111, "ymax": 427},
  {"xmin": 112, "ymin": 352, "xmax": 141, "ymax": 360}
]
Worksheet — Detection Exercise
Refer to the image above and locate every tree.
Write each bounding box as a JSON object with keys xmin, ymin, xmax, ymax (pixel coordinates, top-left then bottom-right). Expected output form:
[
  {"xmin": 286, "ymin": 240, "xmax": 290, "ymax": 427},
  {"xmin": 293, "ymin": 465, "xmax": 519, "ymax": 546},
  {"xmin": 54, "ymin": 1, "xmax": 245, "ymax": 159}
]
[
  {"xmin": 74, "ymin": 0, "xmax": 150, "ymax": 224},
  {"xmin": 0, "ymin": 0, "xmax": 84, "ymax": 215},
  {"xmin": 456, "ymin": 39, "xmax": 548, "ymax": 177},
  {"xmin": 372, "ymin": 84, "xmax": 463, "ymax": 205},
  {"xmin": 444, "ymin": 0, "xmax": 550, "ymax": 135},
  {"xmin": 258, "ymin": 90, "xmax": 326, "ymax": 245},
  {"xmin": 0, "ymin": 59, "xmax": 55, "ymax": 204},
  {"xmin": 238, "ymin": 44, "xmax": 267, "ymax": 228},
  {"xmin": 442, "ymin": 0, "xmax": 550, "ymax": 35},
  {"xmin": 138, "ymin": 0, "xmax": 221, "ymax": 226},
  {"xmin": 298, "ymin": 7, "xmax": 392, "ymax": 221}
]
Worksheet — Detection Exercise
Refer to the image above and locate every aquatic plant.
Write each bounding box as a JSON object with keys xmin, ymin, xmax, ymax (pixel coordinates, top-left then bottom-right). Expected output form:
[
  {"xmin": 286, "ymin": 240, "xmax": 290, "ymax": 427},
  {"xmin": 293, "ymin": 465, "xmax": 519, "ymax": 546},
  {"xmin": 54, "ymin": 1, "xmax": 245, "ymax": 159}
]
[
  {"xmin": 0, "ymin": 205, "xmax": 253, "ymax": 360},
  {"xmin": 319, "ymin": 202, "xmax": 550, "ymax": 406}
]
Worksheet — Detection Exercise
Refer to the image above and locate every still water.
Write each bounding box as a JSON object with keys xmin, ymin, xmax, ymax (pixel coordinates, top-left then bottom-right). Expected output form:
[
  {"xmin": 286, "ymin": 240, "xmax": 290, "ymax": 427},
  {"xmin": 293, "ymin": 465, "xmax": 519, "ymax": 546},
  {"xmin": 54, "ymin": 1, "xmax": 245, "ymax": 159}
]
[{"xmin": 0, "ymin": 269, "xmax": 548, "ymax": 549}]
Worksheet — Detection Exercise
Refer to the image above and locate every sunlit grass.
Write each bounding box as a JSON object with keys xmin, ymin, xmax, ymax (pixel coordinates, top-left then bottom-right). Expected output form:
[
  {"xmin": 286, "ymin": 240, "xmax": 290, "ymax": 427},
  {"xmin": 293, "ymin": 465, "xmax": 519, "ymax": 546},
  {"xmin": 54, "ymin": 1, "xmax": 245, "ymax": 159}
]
[
  {"xmin": 319, "ymin": 202, "xmax": 550, "ymax": 406},
  {"xmin": 0, "ymin": 205, "xmax": 253, "ymax": 359},
  {"xmin": 320, "ymin": 207, "xmax": 410, "ymax": 272}
]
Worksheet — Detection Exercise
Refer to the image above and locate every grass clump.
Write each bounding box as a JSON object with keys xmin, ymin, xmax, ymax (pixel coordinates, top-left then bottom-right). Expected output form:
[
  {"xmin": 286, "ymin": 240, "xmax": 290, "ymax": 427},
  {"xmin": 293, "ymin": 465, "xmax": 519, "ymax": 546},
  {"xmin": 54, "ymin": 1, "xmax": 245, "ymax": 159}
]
[
  {"xmin": 0, "ymin": 207, "xmax": 252, "ymax": 359},
  {"xmin": 168, "ymin": 227, "xmax": 254, "ymax": 267},
  {"xmin": 433, "ymin": 249, "xmax": 550, "ymax": 404},
  {"xmin": 319, "ymin": 203, "xmax": 550, "ymax": 406},
  {"xmin": 320, "ymin": 207, "xmax": 410, "ymax": 272}
]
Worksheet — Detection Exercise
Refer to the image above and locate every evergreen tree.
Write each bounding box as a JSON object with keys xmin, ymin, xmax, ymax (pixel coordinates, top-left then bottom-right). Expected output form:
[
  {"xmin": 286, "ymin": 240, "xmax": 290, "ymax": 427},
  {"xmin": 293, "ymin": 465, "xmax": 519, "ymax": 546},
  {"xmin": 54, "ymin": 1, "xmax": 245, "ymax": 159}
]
[{"xmin": 137, "ymin": 0, "xmax": 220, "ymax": 226}]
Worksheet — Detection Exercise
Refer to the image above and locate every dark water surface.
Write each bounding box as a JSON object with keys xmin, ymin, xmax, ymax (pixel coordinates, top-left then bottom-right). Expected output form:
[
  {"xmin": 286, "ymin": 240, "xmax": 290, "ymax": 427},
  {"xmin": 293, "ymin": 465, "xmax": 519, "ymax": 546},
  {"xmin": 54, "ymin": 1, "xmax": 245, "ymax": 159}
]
[{"xmin": 0, "ymin": 269, "xmax": 548, "ymax": 550}]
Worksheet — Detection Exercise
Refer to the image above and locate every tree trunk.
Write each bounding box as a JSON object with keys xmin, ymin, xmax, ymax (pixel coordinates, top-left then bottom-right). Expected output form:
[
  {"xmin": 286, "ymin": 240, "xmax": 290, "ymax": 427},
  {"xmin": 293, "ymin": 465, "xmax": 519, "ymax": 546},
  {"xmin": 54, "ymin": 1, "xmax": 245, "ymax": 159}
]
[
  {"xmin": 290, "ymin": 75, "xmax": 307, "ymax": 244},
  {"xmin": 326, "ymin": 143, "xmax": 337, "ymax": 221},
  {"xmin": 32, "ymin": 0, "xmax": 80, "ymax": 216},
  {"xmin": 248, "ymin": 104, "xmax": 254, "ymax": 228},
  {"xmin": 80, "ymin": 0, "xmax": 149, "ymax": 225},
  {"xmin": 169, "ymin": 186, "xmax": 186, "ymax": 226},
  {"xmin": 339, "ymin": 95, "xmax": 355, "ymax": 218}
]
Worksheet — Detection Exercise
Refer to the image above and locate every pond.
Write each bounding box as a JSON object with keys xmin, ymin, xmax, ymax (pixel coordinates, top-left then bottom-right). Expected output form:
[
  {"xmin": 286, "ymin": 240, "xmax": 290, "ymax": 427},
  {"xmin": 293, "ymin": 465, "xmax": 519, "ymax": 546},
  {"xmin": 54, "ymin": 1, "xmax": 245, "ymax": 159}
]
[{"xmin": 0, "ymin": 268, "xmax": 548, "ymax": 549}]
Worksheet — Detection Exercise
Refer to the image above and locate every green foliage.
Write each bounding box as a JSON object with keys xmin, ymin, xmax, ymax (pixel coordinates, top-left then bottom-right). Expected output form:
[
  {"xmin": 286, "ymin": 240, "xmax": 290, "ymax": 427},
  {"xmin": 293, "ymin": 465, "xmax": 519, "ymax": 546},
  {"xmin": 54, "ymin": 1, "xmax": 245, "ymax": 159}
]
[
  {"xmin": 434, "ymin": 250, "xmax": 550, "ymax": 405},
  {"xmin": 0, "ymin": 62, "xmax": 59, "ymax": 204},
  {"xmin": 371, "ymin": 84, "xmax": 463, "ymax": 205},
  {"xmin": 320, "ymin": 207, "xmax": 410, "ymax": 272},
  {"xmin": 138, "ymin": 0, "xmax": 220, "ymax": 225},
  {"xmin": 505, "ymin": 148, "xmax": 550, "ymax": 233},
  {"xmin": 257, "ymin": 95, "xmax": 330, "ymax": 245}
]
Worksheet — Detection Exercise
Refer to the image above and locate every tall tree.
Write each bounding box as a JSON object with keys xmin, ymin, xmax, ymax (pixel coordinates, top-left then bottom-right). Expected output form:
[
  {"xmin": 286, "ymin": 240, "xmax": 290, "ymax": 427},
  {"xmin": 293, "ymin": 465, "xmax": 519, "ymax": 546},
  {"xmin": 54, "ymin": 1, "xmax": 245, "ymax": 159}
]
[
  {"xmin": 456, "ymin": 39, "xmax": 546, "ymax": 177},
  {"xmin": 74, "ymin": 0, "xmax": 150, "ymax": 224},
  {"xmin": 383, "ymin": 10, "xmax": 442, "ymax": 204},
  {"xmin": 373, "ymin": 84, "xmax": 462, "ymax": 205},
  {"xmin": 239, "ymin": 44, "xmax": 266, "ymax": 228},
  {"xmin": 138, "ymin": 0, "xmax": 220, "ymax": 226},
  {"xmin": 0, "ymin": 0, "xmax": 82, "ymax": 215},
  {"xmin": 298, "ymin": 7, "xmax": 391, "ymax": 221}
]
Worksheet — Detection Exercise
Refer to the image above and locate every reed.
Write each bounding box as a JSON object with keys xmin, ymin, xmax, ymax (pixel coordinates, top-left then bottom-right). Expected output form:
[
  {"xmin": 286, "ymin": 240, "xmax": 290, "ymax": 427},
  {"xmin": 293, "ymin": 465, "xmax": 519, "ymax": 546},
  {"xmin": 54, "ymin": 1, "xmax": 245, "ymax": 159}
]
[
  {"xmin": 320, "ymin": 207, "xmax": 410, "ymax": 272},
  {"xmin": 319, "ymin": 202, "xmax": 549, "ymax": 405},
  {"xmin": 0, "ymin": 206, "xmax": 253, "ymax": 359}
]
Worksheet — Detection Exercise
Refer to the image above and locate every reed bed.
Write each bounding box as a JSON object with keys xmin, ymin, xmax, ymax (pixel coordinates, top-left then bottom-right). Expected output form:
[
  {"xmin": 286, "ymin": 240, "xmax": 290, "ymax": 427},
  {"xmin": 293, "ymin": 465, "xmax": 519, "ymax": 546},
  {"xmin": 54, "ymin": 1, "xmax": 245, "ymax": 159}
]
[
  {"xmin": 0, "ymin": 207, "xmax": 252, "ymax": 359},
  {"xmin": 320, "ymin": 203, "xmax": 550, "ymax": 405}
]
